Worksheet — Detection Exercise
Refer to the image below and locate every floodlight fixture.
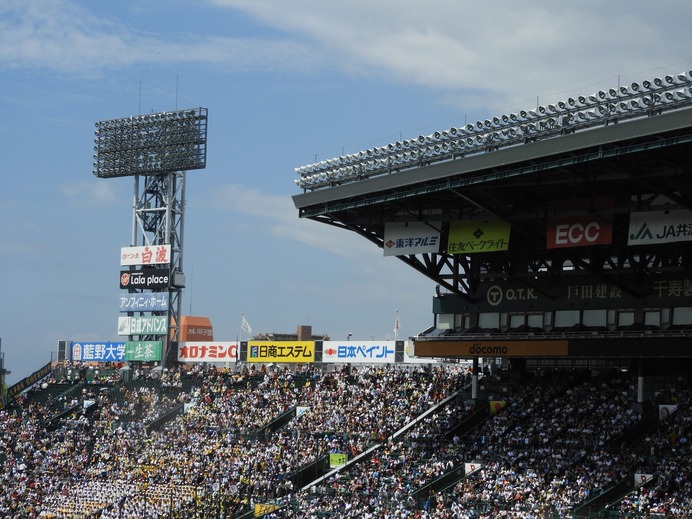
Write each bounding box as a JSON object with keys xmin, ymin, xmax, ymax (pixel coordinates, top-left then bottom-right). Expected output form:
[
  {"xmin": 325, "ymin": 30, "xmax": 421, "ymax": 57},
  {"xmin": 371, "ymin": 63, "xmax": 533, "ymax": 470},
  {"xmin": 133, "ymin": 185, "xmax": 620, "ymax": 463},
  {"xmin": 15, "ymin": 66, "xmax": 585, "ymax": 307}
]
[
  {"xmin": 93, "ymin": 108, "xmax": 208, "ymax": 178},
  {"xmin": 294, "ymin": 71, "xmax": 692, "ymax": 191}
]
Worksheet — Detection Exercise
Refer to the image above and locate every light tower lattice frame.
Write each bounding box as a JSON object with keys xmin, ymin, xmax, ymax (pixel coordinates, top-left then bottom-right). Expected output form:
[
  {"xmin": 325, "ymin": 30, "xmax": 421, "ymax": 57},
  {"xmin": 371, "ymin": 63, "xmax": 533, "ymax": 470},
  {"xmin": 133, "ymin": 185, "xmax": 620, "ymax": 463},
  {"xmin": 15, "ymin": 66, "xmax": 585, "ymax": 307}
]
[{"xmin": 131, "ymin": 172, "xmax": 187, "ymax": 353}]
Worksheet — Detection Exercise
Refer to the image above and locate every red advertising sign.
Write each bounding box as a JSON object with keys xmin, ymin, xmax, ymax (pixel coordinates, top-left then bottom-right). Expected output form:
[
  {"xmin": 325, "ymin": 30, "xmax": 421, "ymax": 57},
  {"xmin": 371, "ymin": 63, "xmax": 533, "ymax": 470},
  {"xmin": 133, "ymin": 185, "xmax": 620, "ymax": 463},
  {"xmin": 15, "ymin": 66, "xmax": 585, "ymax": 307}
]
[
  {"xmin": 547, "ymin": 216, "xmax": 612, "ymax": 249},
  {"xmin": 178, "ymin": 342, "xmax": 237, "ymax": 362}
]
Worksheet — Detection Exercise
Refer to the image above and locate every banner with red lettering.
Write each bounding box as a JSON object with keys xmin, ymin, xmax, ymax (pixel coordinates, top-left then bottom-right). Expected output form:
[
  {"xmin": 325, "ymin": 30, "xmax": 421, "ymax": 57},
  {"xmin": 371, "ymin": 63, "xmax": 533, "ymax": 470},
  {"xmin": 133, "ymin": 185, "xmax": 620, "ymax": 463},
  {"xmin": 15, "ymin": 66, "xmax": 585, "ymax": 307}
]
[{"xmin": 178, "ymin": 342, "xmax": 237, "ymax": 362}]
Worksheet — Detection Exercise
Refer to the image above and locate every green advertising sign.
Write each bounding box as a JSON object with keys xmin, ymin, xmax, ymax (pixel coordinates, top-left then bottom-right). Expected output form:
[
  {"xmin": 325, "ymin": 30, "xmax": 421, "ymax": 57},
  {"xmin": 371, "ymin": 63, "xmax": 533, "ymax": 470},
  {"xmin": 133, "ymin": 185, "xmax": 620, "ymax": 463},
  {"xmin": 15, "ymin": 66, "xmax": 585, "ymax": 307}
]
[{"xmin": 125, "ymin": 341, "xmax": 162, "ymax": 361}]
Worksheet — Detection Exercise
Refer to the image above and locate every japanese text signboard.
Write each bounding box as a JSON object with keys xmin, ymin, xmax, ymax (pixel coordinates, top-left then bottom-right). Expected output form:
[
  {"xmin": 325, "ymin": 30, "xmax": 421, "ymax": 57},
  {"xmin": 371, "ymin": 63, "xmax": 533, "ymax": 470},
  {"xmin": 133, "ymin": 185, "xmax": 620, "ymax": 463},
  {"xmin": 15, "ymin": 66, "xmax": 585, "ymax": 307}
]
[
  {"xmin": 118, "ymin": 316, "xmax": 168, "ymax": 336},
  {"xmin": 383, "ymin": 222, "xmax": 441, "ymax": 256},
  {"xmin": 119, "ymin": 293, "xmax": 169, "ymax": 312},
  {"xmin": 120, "ymin": 245, "xmax": 171, "ymax": 266},
  {"xmin": 322, "ymin": 341, "xmax": 396, "ymax": 363},
  {"xmin": 248, "ymin": 341, "xmax": 315, "ymax": 363},
  {"xmin": 125, "ymin": 341, "xmax": 162, "ymax": 361},
  {"xmin": 178, "ymin": 342, "xmax": 237, "ymax": 362},
  {"xmin": 628, "ymin": 210, "xmax": 692, "ymax": 245},
  {"xmin": 71, "ymin": 341, "xmax": 125, "ymax": 362},
  {"xmin": 447, "ymin": 220, "xmax": 510, "ymax": 254},
  {"xmin": 471, "ymin": 275, "xmax": 692, "ymax": 312}
]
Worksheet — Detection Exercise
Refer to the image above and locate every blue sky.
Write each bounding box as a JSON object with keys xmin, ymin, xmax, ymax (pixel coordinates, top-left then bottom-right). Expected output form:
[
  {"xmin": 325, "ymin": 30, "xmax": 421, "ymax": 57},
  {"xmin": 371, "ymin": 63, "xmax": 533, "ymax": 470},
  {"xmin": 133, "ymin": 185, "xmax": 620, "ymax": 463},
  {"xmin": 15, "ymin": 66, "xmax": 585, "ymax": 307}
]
[{"xmin": 1, "ymin": 0, "xmax": 691, "ymax": 384}]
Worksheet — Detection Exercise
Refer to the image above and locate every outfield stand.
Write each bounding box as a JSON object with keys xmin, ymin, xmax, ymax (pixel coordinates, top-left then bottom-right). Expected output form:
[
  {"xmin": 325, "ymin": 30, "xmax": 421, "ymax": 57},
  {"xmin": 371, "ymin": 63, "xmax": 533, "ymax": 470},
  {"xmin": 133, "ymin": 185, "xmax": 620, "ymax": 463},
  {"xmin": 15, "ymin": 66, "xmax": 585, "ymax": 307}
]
[{"xmin": 1, "ymin": 363, "xmax": 689, "ymax": 518}]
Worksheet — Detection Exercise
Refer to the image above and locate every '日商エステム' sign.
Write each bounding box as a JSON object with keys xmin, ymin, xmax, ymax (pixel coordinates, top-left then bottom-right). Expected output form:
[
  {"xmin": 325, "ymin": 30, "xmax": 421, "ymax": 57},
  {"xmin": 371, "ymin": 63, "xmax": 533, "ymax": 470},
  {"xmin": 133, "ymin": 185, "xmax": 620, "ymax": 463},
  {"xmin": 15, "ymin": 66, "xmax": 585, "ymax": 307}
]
[{"xmin": 248, "ymin": 341, "xmax": 314, "ymax": 363}]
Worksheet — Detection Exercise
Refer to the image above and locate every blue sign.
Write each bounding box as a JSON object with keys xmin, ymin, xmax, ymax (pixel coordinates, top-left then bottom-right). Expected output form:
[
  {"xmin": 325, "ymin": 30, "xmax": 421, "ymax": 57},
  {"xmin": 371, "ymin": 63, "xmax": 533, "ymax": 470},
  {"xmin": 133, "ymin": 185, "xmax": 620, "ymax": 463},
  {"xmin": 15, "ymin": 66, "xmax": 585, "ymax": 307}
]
[
  {"xmin": 71, "ymin": 342, "xmax": 126, "ymax": 362},
  {"xmin": 119, "ymin": 293, "xmax": 169, "ymax": 312}
]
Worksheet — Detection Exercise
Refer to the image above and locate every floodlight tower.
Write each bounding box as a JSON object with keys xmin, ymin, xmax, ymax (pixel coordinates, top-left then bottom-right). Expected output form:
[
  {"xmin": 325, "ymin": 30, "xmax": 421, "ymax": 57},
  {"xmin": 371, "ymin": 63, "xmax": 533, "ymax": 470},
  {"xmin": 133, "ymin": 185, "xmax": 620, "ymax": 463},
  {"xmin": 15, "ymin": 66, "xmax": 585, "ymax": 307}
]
[{"xmin": 93, "ymin": 108, "xmax": 208, "ymax": 363}]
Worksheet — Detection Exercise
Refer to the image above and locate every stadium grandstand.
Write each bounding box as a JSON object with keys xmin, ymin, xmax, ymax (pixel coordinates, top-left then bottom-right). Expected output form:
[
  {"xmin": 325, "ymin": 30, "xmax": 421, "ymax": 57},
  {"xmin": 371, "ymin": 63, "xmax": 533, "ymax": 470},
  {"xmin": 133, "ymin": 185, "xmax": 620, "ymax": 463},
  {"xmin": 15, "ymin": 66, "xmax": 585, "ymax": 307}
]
[{"xmin": 1, "ymin": 71, "xmax": 691, "ymax": 518}]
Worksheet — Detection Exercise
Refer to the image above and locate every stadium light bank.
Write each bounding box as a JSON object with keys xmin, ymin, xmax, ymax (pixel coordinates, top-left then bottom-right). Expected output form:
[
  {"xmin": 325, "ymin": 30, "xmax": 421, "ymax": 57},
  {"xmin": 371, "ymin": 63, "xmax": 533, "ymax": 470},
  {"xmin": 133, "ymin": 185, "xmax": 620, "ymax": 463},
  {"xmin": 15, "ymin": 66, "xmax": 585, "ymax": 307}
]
[{"xmin": 294, "ymin": 72, "xmax": 692, "ymax": 191}]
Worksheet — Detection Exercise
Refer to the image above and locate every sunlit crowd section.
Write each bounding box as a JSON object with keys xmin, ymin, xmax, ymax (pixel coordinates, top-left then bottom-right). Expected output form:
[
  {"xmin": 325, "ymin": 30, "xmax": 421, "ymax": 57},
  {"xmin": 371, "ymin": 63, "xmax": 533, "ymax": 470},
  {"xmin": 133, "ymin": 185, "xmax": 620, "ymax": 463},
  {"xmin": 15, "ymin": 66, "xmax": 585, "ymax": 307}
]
[{"xmin": 1, "ymin": 361, "xmax": 690, "ymax": 518}]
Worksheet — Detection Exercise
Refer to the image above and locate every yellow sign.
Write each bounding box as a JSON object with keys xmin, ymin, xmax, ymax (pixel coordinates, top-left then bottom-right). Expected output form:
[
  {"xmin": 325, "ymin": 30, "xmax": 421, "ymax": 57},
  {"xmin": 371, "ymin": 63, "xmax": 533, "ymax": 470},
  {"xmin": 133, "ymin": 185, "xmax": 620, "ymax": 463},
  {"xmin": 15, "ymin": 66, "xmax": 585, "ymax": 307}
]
[
  {"xmin": 329, "ymin": 453, "xmax": 348, "ymax": 468},
  {"xmin": 254, "ymin": 503, "xmax": 280, "ymax": 516},
  {"xmin": 247, "ymin": 341, "xmax": 315, "ymax": 363},
  {"xmin": 489, "ymin": 400, "xmax": 506, "ymax": 414},
  {"xmin": 448, "ymin": 220, "xmax": 511, "ymax": 253}
]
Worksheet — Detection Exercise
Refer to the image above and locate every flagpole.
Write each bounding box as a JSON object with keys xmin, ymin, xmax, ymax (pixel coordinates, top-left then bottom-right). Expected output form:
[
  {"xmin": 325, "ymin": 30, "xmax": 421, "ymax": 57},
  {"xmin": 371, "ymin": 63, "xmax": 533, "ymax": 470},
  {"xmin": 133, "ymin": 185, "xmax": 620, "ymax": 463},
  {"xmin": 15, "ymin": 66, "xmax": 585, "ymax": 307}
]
[{"xmin": 394, "ymin": 309, "xmax": 399, "ymax": 340}]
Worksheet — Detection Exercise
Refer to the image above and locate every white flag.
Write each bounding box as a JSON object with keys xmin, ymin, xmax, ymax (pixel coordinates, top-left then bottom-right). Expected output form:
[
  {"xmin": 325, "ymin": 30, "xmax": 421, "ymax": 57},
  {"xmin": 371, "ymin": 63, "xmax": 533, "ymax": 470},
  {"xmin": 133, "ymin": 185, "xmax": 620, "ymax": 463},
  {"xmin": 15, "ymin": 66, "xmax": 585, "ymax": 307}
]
[
  {"xmin": 394, "ymin": 310, "xmax": 399, "ymax": 338},
  {"xmin": 241, "ymin": 314, "xmax": 252, "ymax": 334}
]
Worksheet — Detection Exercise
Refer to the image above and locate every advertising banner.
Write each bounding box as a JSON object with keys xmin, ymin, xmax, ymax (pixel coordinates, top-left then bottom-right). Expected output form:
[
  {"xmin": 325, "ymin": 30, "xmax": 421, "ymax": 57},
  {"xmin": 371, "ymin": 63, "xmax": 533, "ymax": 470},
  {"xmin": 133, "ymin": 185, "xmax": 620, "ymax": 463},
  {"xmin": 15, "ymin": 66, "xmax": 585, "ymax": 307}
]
[
  {"xmin": 635, "ymin": 474, "xmax": 654, "ymax": 487},
  {"xmin": 247, "ymin": 341, "xmax": 315, "ymax": 363},
  {"xmin": 628, "ymin": 210, "xmax": 692, "ymax": 245},
  {"xmin": 119, "ymin": 293, "xmax": 169, "ymax": 313},
  {"xmin": 118, "ymin": 316, "xmax": 168, "ymax": 336},
  {"xmin": 415, "ymin": 340, "xmax": 569, "ymax": 358},
  {"xmin": 329, "ymin": 453, "xmax": 348, "ymax": 468},
  {"xmin": 322, "ymin": 341, "xmax": 396, "ymax": 363},
  {"xmin": 383, "ymin": 222, "xmax": 441, "ymax": 256},
  {"xmin": 462, "ymin": 274, "xmax": 692, "ymax": 312},
  {"xmin": 120, "ymin": 268, "xmax": 170, "ymax": 289},
  {"xmin": 464, "ymin": 462, "xmax": 482, "ymax": 475},
  {"xmin": 178, "ymin": 342, "xmax": 237, "ymax": 362},
  {"xmin": 547, "ymin": 215, "xmax": 613, "ymax": 249},
  {"xmin": 125, "ymin": 341, "xmax": 162, "ymax": 361},
  {"xmin": 4, "ymin": 362, "xmax": 52, "ymax": 405},
  {"xmin": 120, "ymin": 244, "xmax": 171, "ymax": 266},
  {"xmin": 658, "ymin": 404, "xmax": 677, "ymax": 421},
  {"xmin": 71, "ymin": 341, "xmax": 125, "ymax": 362},
  {"xmin": 254, "ymin": 504, "xmax": 280, "ymax": 516},
  {"xmin": 448, "ymin": 220, "xmax": 510, "ymax": 254},
  {"xmin": 490, "ymin": 400, "xmax": 507, "ymax": 414}
]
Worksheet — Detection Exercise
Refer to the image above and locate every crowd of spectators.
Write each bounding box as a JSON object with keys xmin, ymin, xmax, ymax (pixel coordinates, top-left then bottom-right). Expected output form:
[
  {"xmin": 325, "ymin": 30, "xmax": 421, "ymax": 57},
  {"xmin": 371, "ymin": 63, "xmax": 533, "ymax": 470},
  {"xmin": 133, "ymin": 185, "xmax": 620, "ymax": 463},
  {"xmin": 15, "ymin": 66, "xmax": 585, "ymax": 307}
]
[{"xmin": 1, "ymin": 361, "xmax": 690, "ymax": 518}]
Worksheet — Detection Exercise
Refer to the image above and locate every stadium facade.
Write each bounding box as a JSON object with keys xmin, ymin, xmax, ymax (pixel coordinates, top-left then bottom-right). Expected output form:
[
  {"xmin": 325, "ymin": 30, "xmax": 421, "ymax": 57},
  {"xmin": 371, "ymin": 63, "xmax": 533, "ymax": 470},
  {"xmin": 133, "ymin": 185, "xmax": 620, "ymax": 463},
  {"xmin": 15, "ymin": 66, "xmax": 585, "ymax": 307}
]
[{"xmin": 292, "ymin": 72, "xmax": 692, "ymax": 383}]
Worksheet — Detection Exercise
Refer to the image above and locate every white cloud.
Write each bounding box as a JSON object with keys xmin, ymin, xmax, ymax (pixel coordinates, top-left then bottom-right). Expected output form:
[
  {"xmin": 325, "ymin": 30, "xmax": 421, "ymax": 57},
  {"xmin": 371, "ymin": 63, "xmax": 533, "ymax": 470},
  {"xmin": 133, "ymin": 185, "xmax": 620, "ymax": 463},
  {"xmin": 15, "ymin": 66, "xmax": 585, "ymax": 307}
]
[
  {"xmin": 211, "ymin": 183, "xmax": 377, "ymax": 259},
  {"xmin": 214, "ymin": 0, "xmax": 692, "ymax": 108},
  {"xmin": 0, "ymin": 0, "xmax": 692, "ymax": 107},
  {"xmin": 57, "ymin": 180, "xmax": 121, "ymax": 205},
  {"xmin": 2, "ymin": 0, "xmax": 689, "ymax": 110},
  {"xmin": 0, "ymin": 0, "xmax": 317, "ymax": 77}
]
